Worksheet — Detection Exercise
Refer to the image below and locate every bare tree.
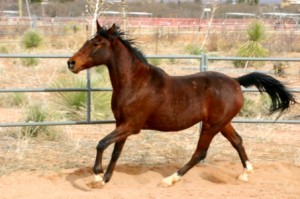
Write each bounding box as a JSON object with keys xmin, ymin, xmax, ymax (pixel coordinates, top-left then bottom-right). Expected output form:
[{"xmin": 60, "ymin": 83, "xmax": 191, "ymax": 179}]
[
  {"xmin": 85, "ymin": 0, "xmax": 128, "ymax": 35},
  {"xmin": 199, "ymin": 2, "xmax": 217, "ymax": 50},
  {"xmin": 85, "ymin": 0, "xmax": 114, "ymax": 35}
]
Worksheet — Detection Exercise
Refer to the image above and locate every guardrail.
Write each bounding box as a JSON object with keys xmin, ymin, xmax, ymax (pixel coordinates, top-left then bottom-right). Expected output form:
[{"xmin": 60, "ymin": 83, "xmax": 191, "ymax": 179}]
[{"xmin": 0, "ymin": 53, "xmax": 299, "ymax": 127}]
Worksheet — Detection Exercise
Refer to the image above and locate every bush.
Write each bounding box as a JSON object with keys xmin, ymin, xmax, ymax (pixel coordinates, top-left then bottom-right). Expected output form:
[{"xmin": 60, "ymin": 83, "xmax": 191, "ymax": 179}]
[
  {"xmin": 9, "ymin": 93, "xmax": 27, "ymax": 106},
  {"xmin": 20, "ymin": 104, "xmax": 59, "ymax": 140},
  {"xmin": 0, "ymin": 46, "xmax": 8, "ymax": 54},
  {"xmin": 0, "ymin": 93, "xmax": 27, "ymax": 107},
  {"xmin": 21, "ymin": 58, "xmax": 39, "ymax": 67},
  {"xmin": 185, "ymin": 44, "xmax": 203, "ymax": 55},
  {"xmin": 238, "ymin": 98, "xmax": 256, "ymax": 117},
  {"xmin": 259, "ymin": 93, "xmax": 272, "ymax": 115},
  {"xmin": 51, "ymin": 75, "xmax": 112, "ymax": 120},
  {"xmin": 148, "ymin": 58, "xmax": 162, "ymax": 66},
  {"xmin": 238, "ymin": 93, "xmax": 272, "ymax": 118},
  {"xmin": 233, "ymin": 21, "xmax": 269, "ymax": 68},
  {"xmin": 51, "ymin": 77, "xmax": 87, "ymax": 119},
  {"xmin": 21, "ymin": 31, "xmax": 43, "ymax": 50}
]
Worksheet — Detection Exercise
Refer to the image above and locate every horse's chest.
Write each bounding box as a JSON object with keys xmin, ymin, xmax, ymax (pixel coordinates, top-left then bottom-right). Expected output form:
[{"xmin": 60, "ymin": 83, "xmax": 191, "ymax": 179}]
[{"xmin": 111, "ymin": 93, "xmax": 152, "ymax": 121}]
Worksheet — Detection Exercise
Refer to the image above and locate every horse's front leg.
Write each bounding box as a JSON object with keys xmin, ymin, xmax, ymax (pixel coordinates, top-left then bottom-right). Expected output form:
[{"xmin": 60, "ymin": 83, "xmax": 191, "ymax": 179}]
[
  {"xmin": 91, "ymin": 126, "xmax": 133, "ymax": 186},
  {"xmin": 103, "ymin": 139, "xmax": 127, "ymax": 182},
  {"xmin": 93, "ymin": 140, "xmax": 127, "ymax": 185}
]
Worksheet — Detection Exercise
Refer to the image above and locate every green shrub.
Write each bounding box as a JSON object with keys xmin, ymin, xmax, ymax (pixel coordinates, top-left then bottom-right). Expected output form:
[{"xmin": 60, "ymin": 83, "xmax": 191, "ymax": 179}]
[
  {"xmin": 21, "ymin": 31, "xmax": 43, "ymax": 49},
  {"xmin": 238, "ymin": 98, "xmax": 256, "ymax": 117},
  {"xmin": 0, "ymin": 46, "xmax": 8, "ymax": 54},
  {"xmin": 51, "ymin": 75, "xmax": 112, "ymax": 120},
  {"xmin": 259, "ymin": 93, "xmax": 272, "ymax": 114},
  {"xmin": 51, "ymin": 77, "xmax": 87, "ymax": 119},
  {"xmin": 168, "ymin": 58, "xmax": 176, "ymax": 64},
  {"xmin": 273, "ymin": 61, "xmax": 286, "ymax": 77},
  {"xmin": 20, "ymin": 104, "xmax": 59, "ymax": 140},
  {"xmin": 238, "ymin": 93, "xmax": 273, "ymax": 118},
  {"xmin": 10, "ymin": 93, "xmax": 27, "ymax": 106},
  {"xmin": 0, "ymin": 93, "xmax": 27, "ymax": 107},
  {"xmin": 148, "ymin": 58, "xmax": 162, "ymax": 66},
  {"xmin": 233, "ymin": 21, "xmax": 269, "ymax": 68},
  {"xmin": 21, "ymin": 58, "xmax": 39, "ymax": 67},
  {"xmin": 185, "ymin": 44, "xmax": 202, "ymax": 55}
]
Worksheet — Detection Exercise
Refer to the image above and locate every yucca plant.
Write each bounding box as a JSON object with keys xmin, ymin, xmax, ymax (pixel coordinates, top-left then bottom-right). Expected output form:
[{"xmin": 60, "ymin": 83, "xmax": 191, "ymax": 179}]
[
  {"xmin": 51, "ymin": 76, "xmax": 87, "ymax": 120},
  {"xmin": 51, "ymin": 74, "xmax": 112, "ymax": 120},
  {"xmin": 234, "ymin": 21, "xmax": 269, "ymax": 68}
]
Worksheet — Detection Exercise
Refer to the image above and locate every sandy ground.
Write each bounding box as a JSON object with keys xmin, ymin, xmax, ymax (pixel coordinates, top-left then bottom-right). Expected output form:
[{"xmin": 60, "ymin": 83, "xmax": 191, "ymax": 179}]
[
  {"xmin": 0, "ymin": 162, "xmax": 300, "ymax": 199},
  {"xmin": 0, "ymin": 122, "xmax": 300, "ymax": 199}
]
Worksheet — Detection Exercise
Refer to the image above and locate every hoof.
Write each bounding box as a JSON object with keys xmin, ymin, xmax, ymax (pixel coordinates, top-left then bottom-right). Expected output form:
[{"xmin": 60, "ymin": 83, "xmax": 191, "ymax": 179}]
[
  {"xmin": 238, "ymin": 172, "xmax": 249, "ymax": 182},
  {"xmin": 160, "ymin": 173, "xmax": 181, "ymax": 187},
  {"xmin": 238, "ymin": 162, "xmax": 254, "ymax": 182},
  {"xmin": 87, "ymin": 174, "xmax": 105, "ymax": 189},
  {"xmin": 94, "ymin": 174, "xmax": 104, "ymax": 182},
  {"xmin": 87, "ymin": 180, "xmax": 105, "ymax": 189}
]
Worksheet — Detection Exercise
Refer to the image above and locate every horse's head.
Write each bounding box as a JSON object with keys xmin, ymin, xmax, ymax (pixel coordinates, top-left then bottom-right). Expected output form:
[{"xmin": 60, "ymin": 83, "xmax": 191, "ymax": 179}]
[{"xmin": 67, "ymin": 22, "xmax": 116, "ymax": 74}]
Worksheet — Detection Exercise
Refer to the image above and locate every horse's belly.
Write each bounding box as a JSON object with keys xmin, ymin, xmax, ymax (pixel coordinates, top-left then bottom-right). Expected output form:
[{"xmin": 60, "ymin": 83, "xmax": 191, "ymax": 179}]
[{"xmin": 143, "ymin": 112, "xmax": 201, "ymax": 132}]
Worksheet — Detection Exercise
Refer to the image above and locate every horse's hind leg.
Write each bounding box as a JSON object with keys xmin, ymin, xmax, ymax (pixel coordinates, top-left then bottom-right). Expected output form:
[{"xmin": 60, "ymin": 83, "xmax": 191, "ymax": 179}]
[
  {"xmin": 221, "ymin": 123, "xmax": 253, "ymax": 181},
  {"xmin": 161, "ymin": 122, "xmax": 219, "ymax": 187}
]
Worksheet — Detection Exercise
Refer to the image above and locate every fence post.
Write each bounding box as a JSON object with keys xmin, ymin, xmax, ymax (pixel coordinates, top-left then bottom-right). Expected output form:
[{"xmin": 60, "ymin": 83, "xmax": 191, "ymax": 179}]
[{"xmin": 200, "ymin": 53, "xmax": 208, "ymax": 72}]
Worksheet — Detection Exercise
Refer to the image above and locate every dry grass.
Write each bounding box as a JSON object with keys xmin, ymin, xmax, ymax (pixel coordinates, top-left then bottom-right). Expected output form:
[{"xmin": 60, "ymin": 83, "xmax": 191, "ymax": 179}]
[{"xmin": 0, "ymin": 122, "xmax": 299, "ymax": 176}]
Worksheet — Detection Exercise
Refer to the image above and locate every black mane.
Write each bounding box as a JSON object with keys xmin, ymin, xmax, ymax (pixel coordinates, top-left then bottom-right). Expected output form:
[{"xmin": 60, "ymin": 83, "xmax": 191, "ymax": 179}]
[{"xmin": 97, "ymin": 25, "xmax": 148, "ymax": 64}]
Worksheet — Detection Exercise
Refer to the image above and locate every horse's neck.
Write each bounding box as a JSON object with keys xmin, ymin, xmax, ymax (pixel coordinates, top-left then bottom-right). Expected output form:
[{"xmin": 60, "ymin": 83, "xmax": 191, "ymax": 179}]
[{"xmin": 107, "ymin": 47, "xmax": 147, "ymax": 92}]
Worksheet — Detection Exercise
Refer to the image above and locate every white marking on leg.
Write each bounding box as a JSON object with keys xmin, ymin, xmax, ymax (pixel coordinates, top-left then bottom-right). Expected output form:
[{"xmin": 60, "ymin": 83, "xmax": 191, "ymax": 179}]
[
  {"xmin": 94, "ymin": 174, "xmax": 105, "ymax": 185},
  {"xmin": 238, "ymin": 161, "xmax": 254, "ymax": 182},
  {"xmin": 246, "ymin": 161, "xmax": 254, "ymax": 173},
  {"xmin": 161, "ymin": 172, "xmax": 181, "ymax": 187}
]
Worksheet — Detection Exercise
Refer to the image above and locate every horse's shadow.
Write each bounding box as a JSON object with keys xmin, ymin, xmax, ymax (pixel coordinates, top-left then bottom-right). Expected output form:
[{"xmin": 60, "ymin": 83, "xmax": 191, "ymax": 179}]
[{"xmin": 65, "ymin": 164, "xmax": 179, "ymax": 191}]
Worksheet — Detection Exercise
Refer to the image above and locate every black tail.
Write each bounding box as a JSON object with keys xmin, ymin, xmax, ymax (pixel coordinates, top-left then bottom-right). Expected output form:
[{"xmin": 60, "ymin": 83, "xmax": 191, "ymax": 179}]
[{"xmin": 236, "ymin": 72, "xmax": 296, "ymax": 115}]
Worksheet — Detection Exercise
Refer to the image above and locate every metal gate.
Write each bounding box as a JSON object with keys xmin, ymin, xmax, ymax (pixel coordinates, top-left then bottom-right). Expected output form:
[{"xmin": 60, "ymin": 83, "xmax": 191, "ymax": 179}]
[{"xmin": 0, "ymin": 53, "xmax": 299, "ymax": 127}]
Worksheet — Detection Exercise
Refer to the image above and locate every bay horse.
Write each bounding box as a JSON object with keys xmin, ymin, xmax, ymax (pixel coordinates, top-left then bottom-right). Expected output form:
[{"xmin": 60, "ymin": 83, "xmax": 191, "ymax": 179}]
[{"xmin": 67, "ymin": 23, "xmax": 296, "ymax": 187}]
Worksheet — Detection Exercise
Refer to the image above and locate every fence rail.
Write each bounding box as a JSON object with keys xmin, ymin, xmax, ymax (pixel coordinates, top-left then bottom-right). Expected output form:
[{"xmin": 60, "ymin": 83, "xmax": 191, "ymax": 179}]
[{"xmin": 0, "ymin": 53, "xmax": 299, "ymax": 127}]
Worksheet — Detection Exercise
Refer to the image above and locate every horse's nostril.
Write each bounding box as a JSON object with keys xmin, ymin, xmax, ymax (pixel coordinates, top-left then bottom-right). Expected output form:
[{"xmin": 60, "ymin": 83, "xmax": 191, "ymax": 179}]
[{"xmin": 67, "ymin": 60, "xmax": 76, "ymax": 69}]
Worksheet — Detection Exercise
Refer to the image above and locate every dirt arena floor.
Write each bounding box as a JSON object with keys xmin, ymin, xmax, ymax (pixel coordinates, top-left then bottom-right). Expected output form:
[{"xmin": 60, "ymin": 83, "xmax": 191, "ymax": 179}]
[{"xmin": 0, "ymin": 122, "xmax": 299, "ymax": 199}]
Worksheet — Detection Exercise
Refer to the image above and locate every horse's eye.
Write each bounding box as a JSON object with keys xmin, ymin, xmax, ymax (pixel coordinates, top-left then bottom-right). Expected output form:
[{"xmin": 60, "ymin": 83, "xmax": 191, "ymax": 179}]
[{"xmin": 93, "ymin": 43, "xmax": 99, "ymax": 47}]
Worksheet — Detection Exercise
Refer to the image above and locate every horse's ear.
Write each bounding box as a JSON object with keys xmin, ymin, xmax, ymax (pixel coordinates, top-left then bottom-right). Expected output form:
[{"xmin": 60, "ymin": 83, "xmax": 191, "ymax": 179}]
[
  {"xmin": 96, "ymin": 20, "xmax": 101, "ymax": 32},
  {"xmin": 107, "ymin": 23, "xmax": 116, "ymax": 35}
]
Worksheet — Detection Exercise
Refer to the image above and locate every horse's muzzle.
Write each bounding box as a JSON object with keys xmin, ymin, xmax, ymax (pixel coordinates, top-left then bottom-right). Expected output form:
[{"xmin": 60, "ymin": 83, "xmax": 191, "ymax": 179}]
[{"xmin": 67, "ymin": 60, "xmax": 76, "ymax": 70}]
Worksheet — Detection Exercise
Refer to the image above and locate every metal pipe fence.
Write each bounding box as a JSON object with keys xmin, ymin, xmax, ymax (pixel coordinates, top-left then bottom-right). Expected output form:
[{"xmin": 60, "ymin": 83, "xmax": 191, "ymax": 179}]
[{"xmin": 0, "ymin": 53, "xmax": 299, "ymax": 127}]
